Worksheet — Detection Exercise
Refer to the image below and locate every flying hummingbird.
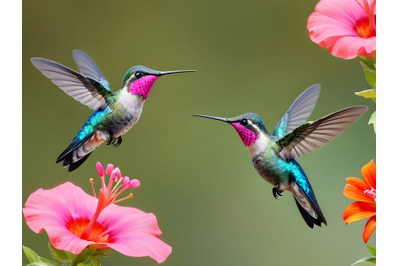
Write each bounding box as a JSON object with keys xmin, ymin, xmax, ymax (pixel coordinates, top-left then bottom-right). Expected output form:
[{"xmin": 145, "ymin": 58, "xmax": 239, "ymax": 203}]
[
  {"xmin": 192, "ymin": 84, "xmax": 368, "ymax": 228},
  {"xmin": 31, "ymin": 50, "xmax": 195, "ymax": 171}
]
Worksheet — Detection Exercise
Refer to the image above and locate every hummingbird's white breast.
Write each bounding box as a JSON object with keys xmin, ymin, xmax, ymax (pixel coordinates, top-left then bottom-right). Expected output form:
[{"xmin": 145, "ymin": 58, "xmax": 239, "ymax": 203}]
[
  {"xmin": 112, "ymin": 89, "xmax": 145, "ymax": 137},
  {"xmin": 247, "ymin": 133, "xmax": 269, "ymax": 158}
]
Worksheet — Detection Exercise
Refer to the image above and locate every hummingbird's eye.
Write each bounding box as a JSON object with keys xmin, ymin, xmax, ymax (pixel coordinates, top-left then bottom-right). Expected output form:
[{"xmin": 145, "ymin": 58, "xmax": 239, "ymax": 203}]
[
  {"xmin": 240, "ymin": 119, "xmax": 249, "ymax": 126},
  {"xmin": 135, "ymin": 71, "xmax": 145, "ymax": 78}
]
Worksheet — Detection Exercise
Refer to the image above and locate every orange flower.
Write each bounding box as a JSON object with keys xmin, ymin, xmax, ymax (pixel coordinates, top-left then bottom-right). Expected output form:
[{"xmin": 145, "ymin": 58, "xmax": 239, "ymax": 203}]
[{"xmin": 343, "ymin": 160, "xmax": 376, "ymax": 243}]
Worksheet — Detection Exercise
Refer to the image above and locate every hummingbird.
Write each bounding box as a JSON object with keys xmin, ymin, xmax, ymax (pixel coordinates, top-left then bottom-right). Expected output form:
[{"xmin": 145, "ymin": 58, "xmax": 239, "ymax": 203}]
[
  {"xmin": 31, "ymin": 50, "xmax": 195, "ymax": 171},
  {"xmin": 192, "ymin": 84, "xmax": 368, "ymax": 228}
]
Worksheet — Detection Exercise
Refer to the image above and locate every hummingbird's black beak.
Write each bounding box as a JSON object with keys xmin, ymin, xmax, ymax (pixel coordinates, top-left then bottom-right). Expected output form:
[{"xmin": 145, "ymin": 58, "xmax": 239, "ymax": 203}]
[
  {"xmin": 191, "ymin": 114, "xmax": 229, "ymax": 123},
  {"xmin": 159, "ymin": 70, "xmax": 196, "ymax": 76}
]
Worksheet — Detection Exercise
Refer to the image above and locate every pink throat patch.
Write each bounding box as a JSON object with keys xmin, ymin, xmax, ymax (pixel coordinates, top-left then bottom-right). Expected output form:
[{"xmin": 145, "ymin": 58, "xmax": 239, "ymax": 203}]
[
  {"xmin": 231, "ymin": 123, "xmax": 258, "ymax": 147},
  {"xmin": 129, "ymin": 75, "xmax": 159, "ymax": 99}
]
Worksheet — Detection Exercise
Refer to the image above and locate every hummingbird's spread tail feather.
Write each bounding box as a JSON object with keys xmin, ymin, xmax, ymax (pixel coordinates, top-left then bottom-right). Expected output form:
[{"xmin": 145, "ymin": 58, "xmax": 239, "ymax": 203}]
[
  {"xmin": 56, "ymin": 131, "xmax": 108, "ymax": 171},
  {"xmin": 290, "ymin": 181, "xmax": 327, "ymax": 228},
  {"xmin": 293, "ymin": 196, "xmax": 324, "ymax": 228},
  {"xmin": 62, "ymin": 152, "xmax": 92, "ymax": 172}
]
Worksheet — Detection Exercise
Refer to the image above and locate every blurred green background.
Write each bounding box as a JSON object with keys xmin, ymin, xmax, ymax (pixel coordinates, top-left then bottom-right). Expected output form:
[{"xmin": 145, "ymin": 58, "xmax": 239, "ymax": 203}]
[{"xmin": 23, "ymin": 0, "xmax": 376, "ymax": 265}]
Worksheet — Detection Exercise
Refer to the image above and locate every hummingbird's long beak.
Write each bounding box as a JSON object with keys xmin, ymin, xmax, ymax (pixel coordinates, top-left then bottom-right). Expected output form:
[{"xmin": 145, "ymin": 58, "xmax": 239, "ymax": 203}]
[
  {"xmin": 159, "ymin": 70, "xmax": 196, "ymax": 76},
  {"xmin": 191, "ymin": 114, "xmax": 228, "ymax": 123}
]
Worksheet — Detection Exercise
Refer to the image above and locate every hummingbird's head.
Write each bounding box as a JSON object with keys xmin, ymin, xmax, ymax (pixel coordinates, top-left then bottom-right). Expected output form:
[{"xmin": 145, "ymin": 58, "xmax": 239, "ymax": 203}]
[
  {"xmin": 192, "ymin": 113, "xmax": 268, "ymax": 147},
  {"xmin": 121, "ymin": 65, "xmax": 196, "ymax": 99}
]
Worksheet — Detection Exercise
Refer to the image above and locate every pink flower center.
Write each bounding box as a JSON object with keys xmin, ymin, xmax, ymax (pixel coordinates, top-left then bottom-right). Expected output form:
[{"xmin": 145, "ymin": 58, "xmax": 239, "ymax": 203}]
[
  {"xmin": 355, "ymin": 0, "xmax": 376, "ymax": 38},
  {"xmin": 67, "ymin": 218, "xmax": 111, "ymax": 246},
  {"xmin": 363, "ymin": 187, "xmax": 376, "ymax": 201},
  {"xmin": 355, "ymin": 16, "xmax": 376, "ymax": 38},
  {"xmin": 79, "ymin": 162, "xmax": 141, "ymax": 241}
]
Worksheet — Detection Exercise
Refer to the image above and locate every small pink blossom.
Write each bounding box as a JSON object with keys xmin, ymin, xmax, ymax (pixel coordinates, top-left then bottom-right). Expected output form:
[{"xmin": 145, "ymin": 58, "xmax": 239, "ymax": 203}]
[
  {"xmin": 23, "ymin": 162, "xmax": 172, "ymax": 263},
  {"xmin": 307, "ymin": 0, "xmax": 376, "ymax": 59}
]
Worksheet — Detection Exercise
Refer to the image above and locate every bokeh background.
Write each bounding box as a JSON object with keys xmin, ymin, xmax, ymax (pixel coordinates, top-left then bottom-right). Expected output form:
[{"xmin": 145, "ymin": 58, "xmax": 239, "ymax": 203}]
[{"xmin": 23, "ymin": 1, "xmax": 376, "ymax": 265}]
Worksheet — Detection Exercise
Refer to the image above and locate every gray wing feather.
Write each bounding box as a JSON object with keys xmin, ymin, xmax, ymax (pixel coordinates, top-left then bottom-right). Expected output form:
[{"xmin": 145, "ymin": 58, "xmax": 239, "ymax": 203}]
[
  {"xmin": 273, "ymin": 84, "xmax": 321, "ymax": 138},
  {"xmin": 31, "ymin": 57, "xmax": 107, "ymax": 110},
  {"xmin": 72, "ymin": 50, "xmax": 112, "ymax": 91},
  {"xmin": 277, "ymin": 106, "xmax": 368, "ymax": 160}
]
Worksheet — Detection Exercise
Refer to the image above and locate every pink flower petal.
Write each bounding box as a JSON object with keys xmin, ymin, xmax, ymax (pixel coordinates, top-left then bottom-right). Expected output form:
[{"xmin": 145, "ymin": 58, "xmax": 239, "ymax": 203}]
[
  {"xmin": 307, "ymin": 0, "xmax": 376, "ymax": 59},
  {"xmin": 97, "ymin": 204, "xmax": 171, "ymax": 263},
  {"xmin": 109, "ymin": 234, "xmax": 172, "ymax": 263},
  {"xmin": 23, "ymin": 182, "xmax": 98, "ymax": 254},
  {"xmin": 98, "ymin": 205, "xmax": 162, "ymax": 238}
]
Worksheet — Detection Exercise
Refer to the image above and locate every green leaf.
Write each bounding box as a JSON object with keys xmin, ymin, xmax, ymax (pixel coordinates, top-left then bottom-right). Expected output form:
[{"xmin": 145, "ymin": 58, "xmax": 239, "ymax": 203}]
[
  {"xmin": 367, "ymin": 245, "xmax": 376, "ymax": 256},
  {"xmin": 350, "ymin": 256, "xmax": 376, "ymax": 265},
  {"xmin": 49, "ymin": 243, "xmax": 92, "ymax": 265},
  {"xmin": 65, "ymin": 251, "xmax": 79, "ymax": 264},
  {"xmin": 358, "ymin": 53, "xmax": 376, "ymax": 70},
  {"xmin": 90, "ymin": 256, "xmax": 101, "ymax": 266},
  {"xmin": 76, "ymin": 256, "xmax": 101, "ymax": 266},
  {"xmin": 23, "ymin": 246, "xmax": 42, "ymax": 263},
  {"xmin": 368, "ymin": 111, "xmax": 376, "ymax": 133},
  {"xmin": 26, "ymin": 263, "xmax": 55, "ymax": 266},
  {"xmin": 355, "ymin": 89, "xmax": 376, "ymax": 102},
  {"xmin": 23, "ymin": 246, "xmax": 55, "ymax": 265},
  {"xmin": 358, "ymin": 54, "xmax": 376, "ymax": 88},
  {"xmin": 47, "ymin": 243, "xmax": 109, "ymax": 265},
  {"xmin": 77, "ymin": 261, "xmax": 94, "ymax": 266},
  {"xmin": 48, "ymin": 243, "xmax": 69, "ymax": 261},
  {"xmin": 362, "ymin": 66, "xmax": 376, "ymax": 88}
]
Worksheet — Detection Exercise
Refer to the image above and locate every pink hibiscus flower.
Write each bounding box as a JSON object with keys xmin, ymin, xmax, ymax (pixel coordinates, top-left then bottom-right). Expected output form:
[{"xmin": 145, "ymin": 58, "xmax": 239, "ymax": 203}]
[
  {"xmin": 307, "ymin": 0, "xmax": 376, "ymax": 59},
  {"xmin": 23, "ymin": 162, "xmax": 172, "ymax": 263}
]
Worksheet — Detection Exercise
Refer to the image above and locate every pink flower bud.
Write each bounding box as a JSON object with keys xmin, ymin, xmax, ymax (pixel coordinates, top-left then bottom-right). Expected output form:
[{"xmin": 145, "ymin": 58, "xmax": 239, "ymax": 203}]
[
  {"xmin": 96, "ymin": 162, "xmax": 104, "ymax": 177},
  {"xmin": 111, "ymin": 168, "xmax": 121, "ymax": 181},
  {"xmin": 106, "ymin": 164, "xmax": 114, "ymax": 175},
  {"xmin": 130, "ymin": 179, "xmax": 140, "ymax": 188},
  {"xmin": 123, "ymin": 176, "xmax": 130, "ymax": 187}
]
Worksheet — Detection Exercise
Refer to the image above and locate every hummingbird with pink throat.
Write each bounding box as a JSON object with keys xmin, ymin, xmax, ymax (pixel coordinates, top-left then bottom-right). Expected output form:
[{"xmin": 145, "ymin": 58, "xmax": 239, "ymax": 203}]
[
  {"xmin": 193, "ymin": 84, "xmax": 367, "ymax": 228},
  {"xmin": 32, "ymin": 50, "xmax": 195, "ymax": 171}
]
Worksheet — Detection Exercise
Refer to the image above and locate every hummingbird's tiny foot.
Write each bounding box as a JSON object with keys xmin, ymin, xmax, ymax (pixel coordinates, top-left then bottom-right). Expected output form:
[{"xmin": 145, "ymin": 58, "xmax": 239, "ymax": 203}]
[
  {"xmin": 106, "ymin": 131, "xmax": 115, "ymax": 145},
  {"xmin": 113, "ymin": 136, "xmax": 122, "ymax": 147},
  {"xmin": 272, "ymin": 186, "xmax": 283, "ymax": 199}
]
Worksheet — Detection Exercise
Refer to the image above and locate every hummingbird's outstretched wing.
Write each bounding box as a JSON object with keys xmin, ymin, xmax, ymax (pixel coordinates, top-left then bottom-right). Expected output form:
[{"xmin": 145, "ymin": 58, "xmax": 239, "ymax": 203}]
[
  {"xmin": 72, "ymin": 50, "xmax": 112, "ymax": 92},
  {"xmin": 273, "ymin": 84, "xmax": 321, "ymax": 139},
  {"xmin": 275, "ymin": 105, "xmax": 368, "ymax": 161},
  {"xmin": 31, "ymin": 57, "xmax": 113, "ymax": 111}
]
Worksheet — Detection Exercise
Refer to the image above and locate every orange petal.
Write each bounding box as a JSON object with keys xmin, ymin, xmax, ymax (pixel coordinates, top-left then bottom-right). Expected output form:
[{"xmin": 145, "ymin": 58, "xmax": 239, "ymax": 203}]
[
  {"xmin": 346, "ymin": 177, "xmax": 369, "ymax": 191},
  {"xmin": 363, "ymin": 216, "xmax": 376, "ymax": 243},
  {"xmin": 343, "ymin": 202, "xmax": 376, "ymax": 224},
  {"xmin": 362, "ymin": 160, "xmax": 376, "ymax": 189},
  {"xmin": 343, "ymin": 184, "xmax": 374, "ymax": 202}
]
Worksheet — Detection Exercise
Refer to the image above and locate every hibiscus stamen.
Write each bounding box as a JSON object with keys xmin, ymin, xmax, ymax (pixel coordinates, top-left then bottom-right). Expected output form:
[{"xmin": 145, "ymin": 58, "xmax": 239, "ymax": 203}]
[
  {"xmin": 90, "ymin": 178, "xmax": 97, "ymax": 198},
  {"xmin": 80, "ymin": 162, "xmax": 140, "ymax": 240},
  {"xmin": 105, "ymin": 163, "xmax": 114, "ymax": 175},
  {"xmin": 364, "ymin": 187, "xmax": 376, "ymax": 201},
  {"xmin": 113, "ymin": 193, "xmax": 134, "ymax": 204}
]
